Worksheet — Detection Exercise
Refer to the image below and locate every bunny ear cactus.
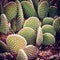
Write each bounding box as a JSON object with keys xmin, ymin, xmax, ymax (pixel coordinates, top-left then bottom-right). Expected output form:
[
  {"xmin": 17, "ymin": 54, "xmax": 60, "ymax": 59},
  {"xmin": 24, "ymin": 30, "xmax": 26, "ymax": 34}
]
[
  {"xmin": 16, "ymin": 49, "xmax": 28, "ymax": 60},
  {"xmin": 36, "ymin": 27, "xmax": 43, "ymax": 46},
  {"xmin": 21, "ymin": 1, "xmax": 37, "ymax": 18},
  {"xmin": 27, "ymin": 0, "xmax": 38, "ymax": 12},
  {"xmin": 0, "ymin": 14, "xmax": 9, "ymax": 34},
  {"xmin": 16, "ymin": 0, "xmax": 24, "ymax": 32},
  {"xmin": 6, "ymin": 34, "xmax": 27, "ymax": 53},
  {"xmin": 49, "ymin": 6, "xmax": 58, "ymax": 18},
  {"xmin": 43, "ymin": 33, "xmax": 55, "ymax": 45},
  {"xmin": 27, "ymin": 0, "xmax": 34, "ymax": 8},
  {"xmin": 23, "ymin": 45, "xmax": 39, "ymax": 60},
  {"xmin": 4, "ymin": 2, "xmax": 17, "ymax": 22},
  {"xmin": 18, "ymin": 27, "xmax": 36, "ymax": 45},
  {"xmin": 24, "ymin": 17, "xmax": 41, "ymax": 31},
  {"xmin": 43, "ymin": 17, "xmax": 54, "ymax": 25},
  {"xmin": 42, "ymin": 25, "xmax": 56, "ymax": 36},
  {"xmin": 53, "ymin": 17, "xmax": 60, "ymax": 33},
  {"xmin": 38, "ymin": 1, "xmax": 49, "ymax": 19}
]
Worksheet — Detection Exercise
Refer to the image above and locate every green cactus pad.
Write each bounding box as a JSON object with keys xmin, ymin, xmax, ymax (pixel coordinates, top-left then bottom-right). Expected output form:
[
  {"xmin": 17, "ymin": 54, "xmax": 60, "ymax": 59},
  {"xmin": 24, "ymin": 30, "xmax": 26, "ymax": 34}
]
[
  {"xmin": 18, "ymin": 27, "xmax": 36, "ymax": 45},
  {"xmin": 36, "ymin": 27, "xmax": 43, "ymax": 46},
  {"xmin": 6, "ymin": 34, "xmax": 27, "ymax": 53},
  {"xmin": 4, "ymin": 2, "xmax": 17, "ymax": 22},
  {"xmin": 53, "ymin": 17, "xmax": 60, "ymax": 33},
  {"xmin": 42, "ymin": 25, "xmax": 56, "ymax": 36},
  {"xmin": 23, "ymin": 45, "xmax": 39, "ymax": 60},
  {"xmin": 27, "ymin": 0, "xmax": 34, "ymax": 8},
  {"xmin": 16, "ymin": 49, "xmax": 28, "ymax": 60},
  {"xmin": 43, "ymin": 33, "xmax": 55, "ymax": 45},
  {"xmin": 38, "ymin": 1, "xmax": 49, "ymax": 19},
  {"xmin": 43, "ymin": 17, "xmax": 54, "ymax": 25},
  {"xmin": 21, "ymin": 1, "xmax": 37, "ymax": 18},
  {"xmin": 24, "ymin": 17, "xmax": 41, "ymax": 31},
  {"xmin": 16, "ymin": 0, "xmax": 24, "ymax": 31},
  {"xmin": 0, "ymin": 14, "xmax": 9, "ymax": 34}
]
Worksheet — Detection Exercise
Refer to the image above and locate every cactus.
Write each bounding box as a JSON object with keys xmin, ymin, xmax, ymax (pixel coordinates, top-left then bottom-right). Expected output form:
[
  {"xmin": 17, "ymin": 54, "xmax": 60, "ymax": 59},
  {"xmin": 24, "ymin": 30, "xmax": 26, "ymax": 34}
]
[
  {"xmin": 42, "ymin": 25, "xmax": 56, "ymax": 36},
  {"xmin": 24, "ymin": 17, "xmax": 41, "ymax": 31},
  {"xmin": 36, "ymin": 27, "xmax": 43, "ymax": 46},
  {"xmin": 4, "ymin": 2, "xmax": 17, "ymax": 22},
  {"xmin": 53, "ymin": 17, "xmax": 60, "ymax": 33},
  {"xmin": 43, "ymin": 17, "xmax": 54, "ymax": 25},
  {"xmin": 0, "ymin": 14, "xmax": 9, "ymax": 34},
  {"xmin": 21, "ymin": 1, "xmax": 37, "ymax": 18},
  {"xmin": 16, "ymin": 0, "xmax": 24, "ymax": 32},
  {"xmin": 23, "ymin": 45, "xmax": 39, "ymax": 60},
  {"xmin": 6, "ymin": 34, "xmax": 27, "ymax": 53},
  {"xmin": 27, "ymin": 0, "xmax": 38, "ymax": 12},
  {"xmin": 27, "ymin": 0, "xmax": 34, "ymax": 8},
  {"xmin": 43, "ymin": 33, "xmax": 55, "ymax": 45},
  {"xmin": 18, "ymin": 27, "xmax": 36, "ymax": 45},
  {"xmin": 16, "ymin": 49, "xmax": 28, "ymax": 60},
  {"xmin": 38, "ymin": 1, "xmax": 49, "ymax": 19}
]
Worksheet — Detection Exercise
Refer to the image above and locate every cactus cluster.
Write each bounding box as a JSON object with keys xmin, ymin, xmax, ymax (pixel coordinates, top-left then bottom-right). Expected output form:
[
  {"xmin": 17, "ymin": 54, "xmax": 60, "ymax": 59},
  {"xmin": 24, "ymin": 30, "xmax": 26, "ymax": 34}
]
[{"xmin": 0, "ymin": 0, "xmax": 60, "ymax": 60}]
